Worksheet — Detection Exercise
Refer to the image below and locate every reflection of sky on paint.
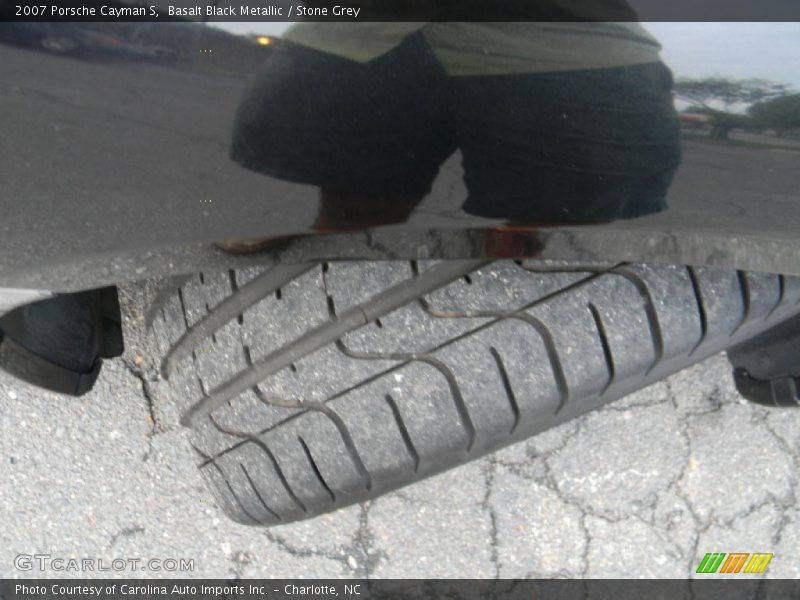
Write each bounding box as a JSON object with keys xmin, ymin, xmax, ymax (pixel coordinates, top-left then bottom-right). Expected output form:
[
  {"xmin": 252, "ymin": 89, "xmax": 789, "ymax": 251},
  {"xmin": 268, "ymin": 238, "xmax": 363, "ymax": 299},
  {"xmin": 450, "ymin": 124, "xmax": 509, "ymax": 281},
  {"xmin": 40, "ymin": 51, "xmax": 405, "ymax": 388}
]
[
  {"xmin": 645, "ymin": 23, "xmax": 800, "ymax": 88},
  {"xmin": 214, "ymin": 22, "xmax": 800, "ymax": 89},
  {"xmin": 215, "ymin": 21, "xmax": 290, "ymax": 37}
]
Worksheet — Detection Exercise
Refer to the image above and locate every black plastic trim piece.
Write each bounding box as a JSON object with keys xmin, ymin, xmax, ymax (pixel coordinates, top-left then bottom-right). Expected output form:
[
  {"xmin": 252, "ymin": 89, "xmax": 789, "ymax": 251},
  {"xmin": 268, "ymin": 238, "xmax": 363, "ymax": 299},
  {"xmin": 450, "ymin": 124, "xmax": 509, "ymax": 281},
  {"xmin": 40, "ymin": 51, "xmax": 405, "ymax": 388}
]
[
  {"xmin": 0, "ymin": 335, "xmax": 102, "ymax": 396},
  {"xmin": 733, "ymin": 369, "xmax": 800, "ymax": 408},
  {"xmin": 0, "ymin": 286, "xmax": 123, "ymax": 396}
]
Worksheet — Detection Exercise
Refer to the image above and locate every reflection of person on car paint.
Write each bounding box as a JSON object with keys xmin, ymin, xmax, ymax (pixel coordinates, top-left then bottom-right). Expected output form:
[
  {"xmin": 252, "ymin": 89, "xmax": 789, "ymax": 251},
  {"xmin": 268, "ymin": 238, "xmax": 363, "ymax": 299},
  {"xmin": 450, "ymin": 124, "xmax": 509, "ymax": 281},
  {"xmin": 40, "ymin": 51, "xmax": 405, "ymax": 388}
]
[{"xmin": 227, "ymin": 17, "xmax": 682, "ymax": 240}]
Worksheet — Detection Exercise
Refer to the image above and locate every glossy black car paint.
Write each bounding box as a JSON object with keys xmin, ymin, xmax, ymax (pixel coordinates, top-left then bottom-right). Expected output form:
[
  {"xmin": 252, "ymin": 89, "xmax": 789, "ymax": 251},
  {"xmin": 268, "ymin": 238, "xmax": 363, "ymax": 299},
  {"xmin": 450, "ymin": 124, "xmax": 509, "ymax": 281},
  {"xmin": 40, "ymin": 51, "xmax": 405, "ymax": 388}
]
[{"xmin": 0, "ymin": 20, "xmax": 799, "ymax": 298}]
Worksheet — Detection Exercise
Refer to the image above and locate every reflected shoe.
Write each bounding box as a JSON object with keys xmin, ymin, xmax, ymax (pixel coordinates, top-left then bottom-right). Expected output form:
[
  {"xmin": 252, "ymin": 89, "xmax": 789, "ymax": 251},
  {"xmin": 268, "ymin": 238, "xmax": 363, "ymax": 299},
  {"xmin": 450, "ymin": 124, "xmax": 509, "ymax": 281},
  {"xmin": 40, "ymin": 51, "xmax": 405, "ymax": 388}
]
[{"xmin": 214, "ymin": 236, "xmax": 298, "ymax": 254}]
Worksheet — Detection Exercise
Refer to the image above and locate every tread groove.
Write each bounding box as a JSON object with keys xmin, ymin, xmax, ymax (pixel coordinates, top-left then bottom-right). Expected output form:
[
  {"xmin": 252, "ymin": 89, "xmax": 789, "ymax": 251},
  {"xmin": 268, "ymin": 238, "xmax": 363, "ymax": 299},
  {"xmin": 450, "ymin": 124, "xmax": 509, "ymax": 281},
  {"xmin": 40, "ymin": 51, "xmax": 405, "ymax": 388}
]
[
  {"xmin": 416, "ymin": 265, "xmax": 605, "ymax": 320},
  {"xmin": 228, "ymin": 270, "xmax": 244, "ymax": 324},
  {"xmin": 194, "ymin": 275, "xmax": 640, "ymax": 464},
  {"xmin": 733, "ymin": 270, "xmax": 751, "ymax": 335},
  {"xmin": 190, "ymin": 443, "xmax": 212, "ymax": 462},
  {"xmin": 305, "ymin": 320, "xmax": 566, "ymax": 441},
  {"xmin": 240, "ymin": 463, "xmax": 282, "ymax": 521},
  {"xmin": 333, "ymin": 341, "xmax": 477, "ymax": 453},
  {"xmin": 249, "ymin": 438, "xmax": 308, "ymax": 513},
  {"xmin": 245, "ymin": 348, "xmax": 309, "ymax": 410},
  {"xmin": 252, "ymin": 384, "xmax": 373, "ymax": 491},
  {"xmin": 162, "ymin": 264, "xmax": 314, "ymax": 378},
  {"xmin": 180, "ymin": 260, "xmax": 488, "ymax": 427},
  {"xmin": 686, "ymin": 266, "xmax": 708, "ymax": 356},
  {"xmin": 304, "ymin": 404, "xmax": 373, "ymax": 492},
  {"xmin": 304, "ymin": 402, "xmax": 372, "ymax": 490},
  {"xmin": 385, "ymin": 394, "xmax": 421, "ymax": 472},
  {"xmin": 213, "ymin": 427, "xmax": 309, "ymax": 514},
  {"xmin": 145, "ymin": 275, "xmax": 192, "ymax": 328},
  {"xmin": 611, "ymin": 267, "xmax": 664, "ymax": 374},
  {"xmin": 207, "ymin": 460, "xmax": 261, "ymax": 525},
  {"xmin": 489, "ymin": 347, "xmax": 521, "ymax": 434},
  {"xmin": 766, "ymin": 275, "xmax": 785, "ymax": 320},
  {"xmin": 418, "ymin": 356, "xmax": 477, "ymax": 452},
  {"xmin": 177, "ymin": 286, "xmax": 191, "ymax": 331},
  {"xmin": 252, "ymin": 383, "xmax": 307, "ymax": 410},
  {"xmin": 511, "ymin": 314, "xmax": 570, "ymax": 415},
  {"xmin": 588, "ymin": 303, "xmax": 616, "ymax": 395},
  {"xmin": 196, "ymin": 374, "xmax": 209, "ymax": 398},
  {"xmin": 298, "ymin": 436, "xmax": 336, "ymax": 503}
]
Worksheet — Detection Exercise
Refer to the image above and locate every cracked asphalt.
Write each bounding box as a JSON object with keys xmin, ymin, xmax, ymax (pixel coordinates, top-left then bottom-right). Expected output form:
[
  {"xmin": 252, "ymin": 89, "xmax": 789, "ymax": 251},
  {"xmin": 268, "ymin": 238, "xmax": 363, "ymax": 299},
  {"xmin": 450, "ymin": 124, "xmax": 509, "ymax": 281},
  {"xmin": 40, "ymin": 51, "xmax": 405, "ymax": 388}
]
[{"xmin": 1, "ymin": 302, "xmax": 798, "ymax": 579}]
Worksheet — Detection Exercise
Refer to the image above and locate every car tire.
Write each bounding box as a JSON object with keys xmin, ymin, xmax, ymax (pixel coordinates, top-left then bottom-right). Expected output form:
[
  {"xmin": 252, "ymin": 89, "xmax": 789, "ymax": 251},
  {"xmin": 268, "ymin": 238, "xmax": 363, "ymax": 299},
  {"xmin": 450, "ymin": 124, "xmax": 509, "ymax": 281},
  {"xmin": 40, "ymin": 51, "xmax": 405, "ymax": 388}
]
[{"xmin": 143, "ymin": 260, "xmax": 800, "ymax": 525}]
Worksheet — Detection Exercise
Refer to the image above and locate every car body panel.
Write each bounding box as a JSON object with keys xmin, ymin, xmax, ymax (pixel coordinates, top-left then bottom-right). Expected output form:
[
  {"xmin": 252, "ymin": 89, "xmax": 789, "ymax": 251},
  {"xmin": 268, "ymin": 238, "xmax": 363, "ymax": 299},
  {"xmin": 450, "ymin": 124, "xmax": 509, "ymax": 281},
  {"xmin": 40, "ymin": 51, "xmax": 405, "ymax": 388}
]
[{"xmin": 1, "ymin": 20, "xmax": 799, "ymax": 293}]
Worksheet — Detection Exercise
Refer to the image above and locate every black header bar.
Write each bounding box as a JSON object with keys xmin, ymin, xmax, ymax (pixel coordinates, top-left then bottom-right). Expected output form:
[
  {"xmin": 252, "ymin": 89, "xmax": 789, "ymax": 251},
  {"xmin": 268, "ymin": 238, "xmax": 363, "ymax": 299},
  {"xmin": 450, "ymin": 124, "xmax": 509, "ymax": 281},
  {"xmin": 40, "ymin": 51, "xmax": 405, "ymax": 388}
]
[{"xmin": 2, "ymin": 0, "xmax": 800, "ymax": 22}]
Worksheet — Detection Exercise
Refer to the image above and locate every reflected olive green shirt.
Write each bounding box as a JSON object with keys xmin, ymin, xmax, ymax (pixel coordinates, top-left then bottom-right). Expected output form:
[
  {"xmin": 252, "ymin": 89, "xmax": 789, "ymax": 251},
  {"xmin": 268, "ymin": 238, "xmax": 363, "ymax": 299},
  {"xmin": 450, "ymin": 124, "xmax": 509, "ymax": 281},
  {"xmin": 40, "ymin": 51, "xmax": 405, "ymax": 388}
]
[{"xmin": 283, "ymin": 22, "xmax": 663, "ymax": 75}]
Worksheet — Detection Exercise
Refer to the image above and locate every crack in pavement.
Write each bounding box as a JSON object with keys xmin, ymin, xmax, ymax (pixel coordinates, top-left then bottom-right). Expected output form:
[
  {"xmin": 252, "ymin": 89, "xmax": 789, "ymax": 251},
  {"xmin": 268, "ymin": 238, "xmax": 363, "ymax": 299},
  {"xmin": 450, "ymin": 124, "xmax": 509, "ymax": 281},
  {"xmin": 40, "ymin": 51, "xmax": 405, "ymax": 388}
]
[
  {"xmin": 263, "ymin": 500, "xmax": 383, "ymax": 578},
  {"xmin": 482, "ymin": 457, "xmax": 501, "ymax": 579},
  {"xmin": 665, "ymin": 378, "xmax": 709, "ymax": 576},
  {"xmin": 490, "ymin": 370, "xmax": 799, "ymax": 578},
  {"xmin": 120, "ymin": 357, "xmax": 169, "ymax": 462},
  {"xmin": 351, "ymin": 500, "xmax": 385, "ymax": 579},
  {"xmin": 761, "ymin": 418, "xmax": 798, "ymax": 555},
  {"xmin": 264, "ymin": 530, "xmax": 352, "ymax": 569},
  {"xmin": 106, "ymin": 524, "xmax": 145, "ymax": 550}
]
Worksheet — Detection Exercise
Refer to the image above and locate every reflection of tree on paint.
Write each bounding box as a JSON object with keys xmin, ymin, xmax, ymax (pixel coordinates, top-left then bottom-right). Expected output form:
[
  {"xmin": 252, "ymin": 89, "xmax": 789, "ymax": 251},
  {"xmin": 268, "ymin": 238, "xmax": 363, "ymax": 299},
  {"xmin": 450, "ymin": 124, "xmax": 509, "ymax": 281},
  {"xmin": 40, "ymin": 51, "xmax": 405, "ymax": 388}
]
[
  {"xmin": 750, "ymin": 94, "xmax": 800, "ymax": 137},
  {"xmin": 675, "ymin": 78, "xmax": 789, "ymax": 140}
]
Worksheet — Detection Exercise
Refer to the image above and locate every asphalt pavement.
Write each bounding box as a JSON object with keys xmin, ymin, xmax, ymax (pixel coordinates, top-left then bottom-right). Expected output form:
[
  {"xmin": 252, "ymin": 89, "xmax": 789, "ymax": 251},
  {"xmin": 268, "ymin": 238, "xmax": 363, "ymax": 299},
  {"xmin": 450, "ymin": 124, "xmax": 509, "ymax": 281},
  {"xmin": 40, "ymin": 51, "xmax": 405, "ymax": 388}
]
[{"xmin": 1, "ymin": 287, "xmax": 798, "ymax": 579}]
